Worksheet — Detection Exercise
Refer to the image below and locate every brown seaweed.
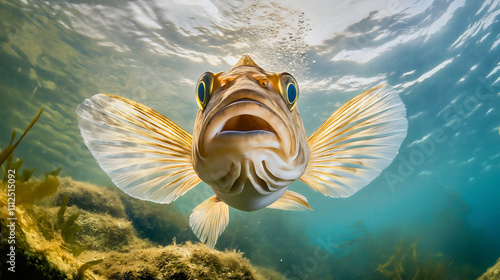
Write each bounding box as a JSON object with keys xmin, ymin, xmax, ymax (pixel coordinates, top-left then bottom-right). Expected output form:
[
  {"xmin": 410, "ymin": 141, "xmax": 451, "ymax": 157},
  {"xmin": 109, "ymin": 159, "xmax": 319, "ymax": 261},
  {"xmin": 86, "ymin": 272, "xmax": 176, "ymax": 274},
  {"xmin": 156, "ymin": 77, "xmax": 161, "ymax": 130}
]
[
  {"xmin": 57, "ymin": 195, "xmax": 86, "ymax": 257},
  {"xmin": 0, "ymin": 107, "xmax": 43, "ymax": 166},
  {"xmin": 75, "ymin": 259, "xmax": 104, "ymax": 280}
]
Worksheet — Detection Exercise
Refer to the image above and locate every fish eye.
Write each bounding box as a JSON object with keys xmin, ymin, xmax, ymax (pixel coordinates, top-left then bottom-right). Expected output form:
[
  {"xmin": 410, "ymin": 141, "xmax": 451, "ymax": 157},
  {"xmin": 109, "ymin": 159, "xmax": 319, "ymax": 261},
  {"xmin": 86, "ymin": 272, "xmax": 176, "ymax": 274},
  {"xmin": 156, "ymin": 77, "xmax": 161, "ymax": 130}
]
[
  {"xmin": 196, "ymin": 72, "xmax": 214, "ymax": 110},
  {"xmin": 279, "ymin": 73, "xmax": 299, "ymax": 110}
]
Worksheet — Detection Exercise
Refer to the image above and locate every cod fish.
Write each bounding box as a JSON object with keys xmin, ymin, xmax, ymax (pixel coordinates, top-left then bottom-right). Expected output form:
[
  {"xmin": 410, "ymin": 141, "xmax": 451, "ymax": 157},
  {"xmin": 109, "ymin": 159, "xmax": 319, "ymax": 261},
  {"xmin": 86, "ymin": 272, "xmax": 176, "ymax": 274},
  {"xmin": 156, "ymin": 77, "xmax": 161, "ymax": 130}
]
[{"xmin": 77, "ymin": 55, "xmax": 407, "ymax": 248}]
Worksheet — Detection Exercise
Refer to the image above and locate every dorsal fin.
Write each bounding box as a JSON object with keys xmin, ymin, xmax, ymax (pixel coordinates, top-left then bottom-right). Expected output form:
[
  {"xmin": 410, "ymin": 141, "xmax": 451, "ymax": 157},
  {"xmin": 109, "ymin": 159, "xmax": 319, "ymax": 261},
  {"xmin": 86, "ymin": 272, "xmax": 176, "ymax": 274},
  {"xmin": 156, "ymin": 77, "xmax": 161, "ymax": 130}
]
[{"xmin": 231, "ymin": 55, "xmax": 260, "ymax": 69}]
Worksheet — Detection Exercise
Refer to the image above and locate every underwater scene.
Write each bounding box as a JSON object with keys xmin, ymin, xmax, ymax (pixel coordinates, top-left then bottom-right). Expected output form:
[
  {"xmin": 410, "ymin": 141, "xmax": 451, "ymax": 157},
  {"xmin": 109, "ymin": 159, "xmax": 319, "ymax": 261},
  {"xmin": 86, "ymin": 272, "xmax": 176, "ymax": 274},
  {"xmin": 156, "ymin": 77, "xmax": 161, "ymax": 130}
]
[{"xmin": 1, "ymin": 0, "xmax": 500, "ymax": 279}]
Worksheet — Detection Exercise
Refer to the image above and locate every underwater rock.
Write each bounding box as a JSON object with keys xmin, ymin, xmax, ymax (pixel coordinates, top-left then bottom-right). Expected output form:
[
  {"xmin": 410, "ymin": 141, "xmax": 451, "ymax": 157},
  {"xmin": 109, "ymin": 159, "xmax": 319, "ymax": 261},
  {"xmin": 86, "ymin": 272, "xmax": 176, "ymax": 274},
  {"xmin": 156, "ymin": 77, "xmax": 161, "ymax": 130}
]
[
  {"xmin": 47, "ymin": 177, "xmax": 127, "ymax": 219},
  {"xmin": 61, "ymin": 206, "xmax": 151, "ymax": 252},
  {"xmin": 83, "ymin": 242, "xmax": 272, "ymax": 280},
  {"xmin": 479, "ymin": 258, "xmax": 500, "ymax": 280},
  {"xmin": 118, "ymin": 190, "xmax": 193, "ymax": 245},
  {"xmin": 46, "ymin": 177, "xmax": 192, "ymax": 246}
]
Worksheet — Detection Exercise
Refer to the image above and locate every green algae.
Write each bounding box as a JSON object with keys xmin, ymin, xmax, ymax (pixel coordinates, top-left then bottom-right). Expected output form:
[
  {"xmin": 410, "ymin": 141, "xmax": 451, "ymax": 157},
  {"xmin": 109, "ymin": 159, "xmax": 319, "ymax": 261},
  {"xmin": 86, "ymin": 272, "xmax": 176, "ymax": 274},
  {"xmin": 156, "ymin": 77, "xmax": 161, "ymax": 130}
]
[{"xmin": 87, "ymin": 242, "xmax": 267, "ymax": 280}]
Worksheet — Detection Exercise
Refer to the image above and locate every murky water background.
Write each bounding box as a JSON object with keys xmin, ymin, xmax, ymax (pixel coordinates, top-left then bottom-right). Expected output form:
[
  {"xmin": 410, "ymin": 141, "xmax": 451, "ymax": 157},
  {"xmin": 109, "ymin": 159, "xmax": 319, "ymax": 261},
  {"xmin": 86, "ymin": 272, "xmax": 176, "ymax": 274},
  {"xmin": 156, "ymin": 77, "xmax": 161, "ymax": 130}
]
[{"xmin": 1, "ymin": 0, "xmax": 499, "ymax": 278}]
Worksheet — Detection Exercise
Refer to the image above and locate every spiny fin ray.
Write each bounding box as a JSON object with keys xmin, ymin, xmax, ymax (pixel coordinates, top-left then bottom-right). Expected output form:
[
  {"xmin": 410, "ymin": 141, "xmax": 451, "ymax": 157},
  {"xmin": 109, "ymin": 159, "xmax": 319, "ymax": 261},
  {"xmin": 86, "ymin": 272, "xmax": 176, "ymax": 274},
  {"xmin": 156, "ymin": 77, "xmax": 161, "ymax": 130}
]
[
  {"xmin": 300, "ymin": 85, "xmax": 407, "ymax": 198},
  {"xmin": 76, "ymin": 94, "xmax": 201, "ymax": 204}
]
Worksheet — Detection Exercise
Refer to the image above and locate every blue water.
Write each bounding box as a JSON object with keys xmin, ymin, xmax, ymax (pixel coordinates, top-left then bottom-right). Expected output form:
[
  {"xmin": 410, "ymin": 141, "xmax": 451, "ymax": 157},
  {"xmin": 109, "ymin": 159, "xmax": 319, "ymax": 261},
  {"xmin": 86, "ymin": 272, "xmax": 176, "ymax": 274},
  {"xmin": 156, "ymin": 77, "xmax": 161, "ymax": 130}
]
[{"xmin": 1, "ymin": 0, "xmax": 499, "ymax": 278}]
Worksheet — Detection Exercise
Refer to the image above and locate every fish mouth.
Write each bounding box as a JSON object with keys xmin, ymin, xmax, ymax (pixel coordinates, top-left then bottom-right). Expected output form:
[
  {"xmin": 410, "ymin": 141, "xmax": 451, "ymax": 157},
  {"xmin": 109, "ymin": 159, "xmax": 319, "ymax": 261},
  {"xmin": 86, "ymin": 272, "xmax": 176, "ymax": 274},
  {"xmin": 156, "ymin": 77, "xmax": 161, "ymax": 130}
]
[
  {"xmin": 202, "ymin": 98, "xmax": 291, "ymax": 154},
  {"xmin": 219, "ymin": 100, "xmax": 277, "ymax": 135}
]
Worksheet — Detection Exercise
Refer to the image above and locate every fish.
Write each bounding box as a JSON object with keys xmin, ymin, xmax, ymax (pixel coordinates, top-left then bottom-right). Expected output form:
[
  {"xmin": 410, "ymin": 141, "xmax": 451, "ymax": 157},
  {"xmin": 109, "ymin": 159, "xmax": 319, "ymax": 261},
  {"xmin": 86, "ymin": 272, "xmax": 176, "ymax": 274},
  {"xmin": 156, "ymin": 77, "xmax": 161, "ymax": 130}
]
[{"xmin": 76, "ymin": 55, "xmax": 408, "ymax": 248}]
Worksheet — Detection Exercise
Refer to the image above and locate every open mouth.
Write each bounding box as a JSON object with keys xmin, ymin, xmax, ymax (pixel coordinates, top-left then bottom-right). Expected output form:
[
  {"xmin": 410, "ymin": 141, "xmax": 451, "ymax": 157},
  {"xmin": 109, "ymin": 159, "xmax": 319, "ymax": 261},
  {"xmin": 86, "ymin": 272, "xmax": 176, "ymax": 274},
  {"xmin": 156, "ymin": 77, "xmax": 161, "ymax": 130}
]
[
  {"xmin": 200, "ymin": 97, "xmax": 292, "ymax": 155},
  {"xmin": 212, "ymin": 99, "xmax": 280, "ymax": 136},
  {"xmin": 219, "ymin": 114, "xmax": 277, "ymax": 134}
]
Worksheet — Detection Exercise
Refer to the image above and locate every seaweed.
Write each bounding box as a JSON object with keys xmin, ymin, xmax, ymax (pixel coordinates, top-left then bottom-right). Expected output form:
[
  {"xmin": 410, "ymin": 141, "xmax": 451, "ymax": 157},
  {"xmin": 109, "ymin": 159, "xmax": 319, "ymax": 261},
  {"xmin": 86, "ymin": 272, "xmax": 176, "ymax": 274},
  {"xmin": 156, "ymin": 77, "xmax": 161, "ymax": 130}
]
[
  {"xmin": 337, "ymin": 222, "xmax": 372, "ymax": 257},
  {"xmin": 75, "ymin": 259, "xmax": 104, "ymax": 280},
  {"xmin": 0, "ymin": 107, "xmax": 61, "ymax": 204},
  {"xmin": 373, "ymin": 238, "xmax": 453, "ymax": 280},
  {"xmin": 375, "ymin": 239, "xmax": 417, "ymax": 280},
  {"xmin": 2, "ymin": 154, "xmax": 24, "ymax": 181},
  {"xmin": 36, "ymin": 208, "xmax": 56, "ymax": 240},
  {"xmin": 1, "ymin": 143, "xmax": 61, "ymax": 204},
  {"xmin": 16, "ymin": 172, "xmax": 61, "ymax": 204},
  {"xmin": 61, "ymin": 212, "xmax": 82, "ymax": 245},
  {"xmin": 48, "ymin": 166, "xmax": 62, "ymax": 177},
  {"xmin": 0, "ymin": 106, "xmax": 43, "ymax": 166},
  {"xmin": 56, "ymin": 195, "xmax": 70, "ymax": 227},
  {"xmin": 57, "ymin": 195, "xmax": 86, "ymax": 257},
  {"xmin": 21, "ymin": 167, "xmax": 36, "ymax": 182}
]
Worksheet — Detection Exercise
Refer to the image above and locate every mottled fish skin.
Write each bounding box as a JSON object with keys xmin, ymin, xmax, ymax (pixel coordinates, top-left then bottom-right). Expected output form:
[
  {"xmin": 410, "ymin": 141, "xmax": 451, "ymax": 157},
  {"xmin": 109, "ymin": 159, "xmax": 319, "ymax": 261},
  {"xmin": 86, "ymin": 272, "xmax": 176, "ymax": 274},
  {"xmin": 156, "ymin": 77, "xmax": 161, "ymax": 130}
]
[{"xmin": 192, "ymin": 60, "xmax": 310, "ymax": 212}]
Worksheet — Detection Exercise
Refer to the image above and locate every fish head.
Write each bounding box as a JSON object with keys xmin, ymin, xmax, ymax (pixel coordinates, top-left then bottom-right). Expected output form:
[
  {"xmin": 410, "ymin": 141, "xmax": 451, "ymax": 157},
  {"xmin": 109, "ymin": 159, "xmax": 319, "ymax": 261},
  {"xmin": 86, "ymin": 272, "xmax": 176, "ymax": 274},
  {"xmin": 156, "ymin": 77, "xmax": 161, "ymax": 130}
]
[{"xmin": 192, "ymin": 55, "xmax": 310, "ymax": 211}]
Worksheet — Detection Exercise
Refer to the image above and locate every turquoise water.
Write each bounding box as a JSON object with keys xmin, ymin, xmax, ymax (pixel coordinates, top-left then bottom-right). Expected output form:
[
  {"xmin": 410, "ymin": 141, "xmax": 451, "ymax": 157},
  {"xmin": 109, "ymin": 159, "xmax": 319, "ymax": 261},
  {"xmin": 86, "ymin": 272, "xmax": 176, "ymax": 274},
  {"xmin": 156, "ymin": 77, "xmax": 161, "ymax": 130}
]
[{"xmin": 1, "ymin": 0, "xmax": 499, "ymax": 278}]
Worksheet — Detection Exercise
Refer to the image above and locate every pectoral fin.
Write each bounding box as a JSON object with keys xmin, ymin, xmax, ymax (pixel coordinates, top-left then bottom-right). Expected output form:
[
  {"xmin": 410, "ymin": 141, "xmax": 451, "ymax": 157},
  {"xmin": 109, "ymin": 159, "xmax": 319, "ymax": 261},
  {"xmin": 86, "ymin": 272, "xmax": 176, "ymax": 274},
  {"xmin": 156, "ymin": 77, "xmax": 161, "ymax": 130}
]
[
  {"xmin": 267, "ymin": 190, "xmax": 312, "ymax": 211},
  {"xmin": 300, "ymin": 85, "xmax": 408, "ymax": 198},
  {"xmin": 189, "ymin": 195, "xmax": 229, "ymax": 249},
  {"xmin": 76, "ymin": 94, "xmax": 201, "ymax": 204}
]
